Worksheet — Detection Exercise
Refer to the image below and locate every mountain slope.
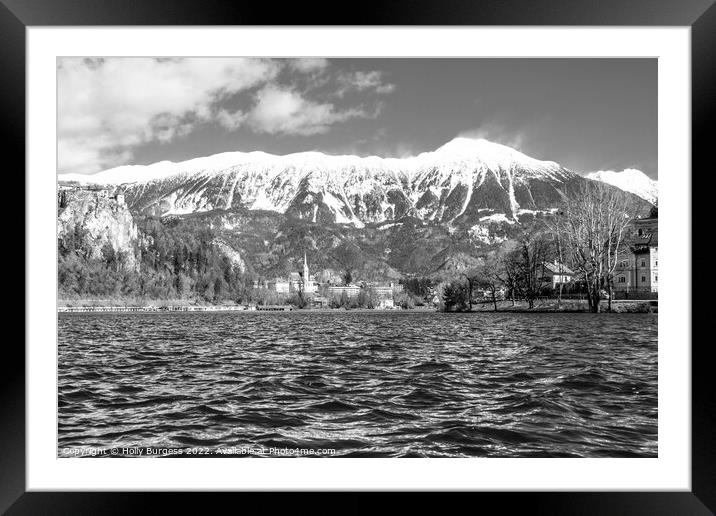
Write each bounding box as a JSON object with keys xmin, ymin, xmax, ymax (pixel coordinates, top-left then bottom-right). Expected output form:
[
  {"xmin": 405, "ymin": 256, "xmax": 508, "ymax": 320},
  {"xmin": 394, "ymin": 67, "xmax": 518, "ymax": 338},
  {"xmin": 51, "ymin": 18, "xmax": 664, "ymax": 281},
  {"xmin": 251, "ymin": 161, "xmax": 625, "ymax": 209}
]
[
  {"xmin": 586, "ymin": 168, "xmax": 658, "ymax": 205},
  {"xmin": 59, "ymin": 137, "xmax": 577, "ymax": 227}
]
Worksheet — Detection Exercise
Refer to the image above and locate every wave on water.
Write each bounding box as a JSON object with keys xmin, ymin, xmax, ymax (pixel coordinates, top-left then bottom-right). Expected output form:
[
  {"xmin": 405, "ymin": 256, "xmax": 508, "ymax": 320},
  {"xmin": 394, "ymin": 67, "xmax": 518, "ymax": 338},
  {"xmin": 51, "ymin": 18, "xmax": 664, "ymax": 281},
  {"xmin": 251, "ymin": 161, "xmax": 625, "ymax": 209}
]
[{"xmin": 58, "ymin": 311, "xmax": 658, "ymax": 458}]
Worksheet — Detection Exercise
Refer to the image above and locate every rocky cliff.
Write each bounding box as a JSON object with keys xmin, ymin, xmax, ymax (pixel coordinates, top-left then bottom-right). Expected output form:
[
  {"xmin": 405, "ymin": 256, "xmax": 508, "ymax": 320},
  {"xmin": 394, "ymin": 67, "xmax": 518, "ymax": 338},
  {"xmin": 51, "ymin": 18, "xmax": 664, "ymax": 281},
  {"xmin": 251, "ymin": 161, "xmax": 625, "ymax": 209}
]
[{"xmin": 57, "ymin": 187, "xmax": 141, "ymax": 270}]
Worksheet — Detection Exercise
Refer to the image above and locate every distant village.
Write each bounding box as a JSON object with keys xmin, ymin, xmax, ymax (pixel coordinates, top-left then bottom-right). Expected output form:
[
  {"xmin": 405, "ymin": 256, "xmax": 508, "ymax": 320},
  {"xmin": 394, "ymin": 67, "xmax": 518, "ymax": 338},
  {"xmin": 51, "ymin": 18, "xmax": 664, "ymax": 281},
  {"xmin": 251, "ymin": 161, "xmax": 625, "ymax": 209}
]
[
  {"xmin": 252, "ymin": 253, "xmax": 405, "ymax": 310},
  {"xmin": 247, "ymin": 201, "xmax": 658, "ymax": 311}
]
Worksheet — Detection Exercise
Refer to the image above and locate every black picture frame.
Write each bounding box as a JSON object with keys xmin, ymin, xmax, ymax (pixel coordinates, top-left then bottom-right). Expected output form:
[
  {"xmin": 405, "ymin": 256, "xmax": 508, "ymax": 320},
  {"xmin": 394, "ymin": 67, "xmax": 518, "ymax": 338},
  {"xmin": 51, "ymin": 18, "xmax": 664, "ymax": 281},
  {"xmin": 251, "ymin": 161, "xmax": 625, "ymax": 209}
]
[{"xmin": 5, "ymin": 0, "xmax": 710, "ymax": 513}]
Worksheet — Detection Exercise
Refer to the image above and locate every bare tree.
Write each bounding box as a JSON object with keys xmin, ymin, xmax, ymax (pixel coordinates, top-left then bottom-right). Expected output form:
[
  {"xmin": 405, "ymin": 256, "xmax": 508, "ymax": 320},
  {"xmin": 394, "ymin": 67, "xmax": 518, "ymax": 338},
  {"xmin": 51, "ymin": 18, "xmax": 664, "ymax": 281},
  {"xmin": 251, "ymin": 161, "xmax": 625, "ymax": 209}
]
[
  {"xmin": 519, "ymin": 231, "xmax": 553, "ymax": 309},
  {"xmin": 295, "ymin": 270, "xmax": 306, "ymax": 308},
  {"xmin": 551, "ymin": 227, "xmax": 566, "ymax": 308},
  {"xmin": 553, "ymin": 181, "xmax": 637, "ymax": 313},
  {"xmin": 461, "ymin": 270, "xmax": 477, "ymax": 312},
  {"xmin": 472, "ymin": 252, "xmax": 503, "ymax": 311},
  {"xmin": 498, "ymin": 245, "xmax": 522, "ymax": 306}
]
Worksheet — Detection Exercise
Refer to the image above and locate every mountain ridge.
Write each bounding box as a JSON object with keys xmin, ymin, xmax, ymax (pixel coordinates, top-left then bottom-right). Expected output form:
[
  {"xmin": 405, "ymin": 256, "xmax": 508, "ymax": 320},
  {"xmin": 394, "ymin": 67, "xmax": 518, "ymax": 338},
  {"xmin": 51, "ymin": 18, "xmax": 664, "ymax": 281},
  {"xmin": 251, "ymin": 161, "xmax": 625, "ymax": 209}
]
[
  {"xmin": 59, "ymin": 137, "xmax": 563, "ymax": 185},
  {"xmin": 60, "ymin": 138, "xmax": 586, "ymax": 228}
]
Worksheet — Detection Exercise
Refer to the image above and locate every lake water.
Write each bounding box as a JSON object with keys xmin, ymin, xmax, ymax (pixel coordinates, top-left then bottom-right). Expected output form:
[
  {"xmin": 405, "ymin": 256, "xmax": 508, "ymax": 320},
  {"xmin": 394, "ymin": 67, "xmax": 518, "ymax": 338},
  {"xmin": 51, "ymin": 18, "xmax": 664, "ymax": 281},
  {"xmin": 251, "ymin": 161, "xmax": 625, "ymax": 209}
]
[{"xmin": 58, "ymin": 311, "xmax": 657, "ymax": 458}]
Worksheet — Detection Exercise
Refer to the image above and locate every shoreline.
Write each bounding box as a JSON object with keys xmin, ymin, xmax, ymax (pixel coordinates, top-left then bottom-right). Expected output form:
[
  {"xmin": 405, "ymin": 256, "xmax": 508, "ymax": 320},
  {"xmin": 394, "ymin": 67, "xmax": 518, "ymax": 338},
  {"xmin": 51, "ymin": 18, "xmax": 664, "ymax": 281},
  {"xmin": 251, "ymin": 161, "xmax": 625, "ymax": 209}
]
[
  {"xmin": 57, "ymin": 305, "xmax": 436, "ymax": 313},
  {"xmin": 57, "ymin": 304, "xmax": 656, "ymax": 314}
]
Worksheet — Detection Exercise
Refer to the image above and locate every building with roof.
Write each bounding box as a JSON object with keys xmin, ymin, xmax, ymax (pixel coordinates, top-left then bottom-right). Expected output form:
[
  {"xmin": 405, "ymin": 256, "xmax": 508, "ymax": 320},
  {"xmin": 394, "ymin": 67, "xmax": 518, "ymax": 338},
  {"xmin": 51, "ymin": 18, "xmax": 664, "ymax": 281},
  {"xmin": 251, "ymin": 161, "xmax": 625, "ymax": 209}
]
[
  {"xmin": 327, "ymin": 284, "xmax": 362, "ymax": 298},
  {"xmin": 614, "ymin": 207, "xmax": 658, "ymax": 294},
  {"xmin": 267, "ymin": 278, "xmax": 290, "ymax": 294},
  {"xmin": 539, "ymin": 261, "xmax": 575, "ymax": 289},
  {"xmin": 365, "ymin": 282, "xmax": 403, "ymax": 297}
]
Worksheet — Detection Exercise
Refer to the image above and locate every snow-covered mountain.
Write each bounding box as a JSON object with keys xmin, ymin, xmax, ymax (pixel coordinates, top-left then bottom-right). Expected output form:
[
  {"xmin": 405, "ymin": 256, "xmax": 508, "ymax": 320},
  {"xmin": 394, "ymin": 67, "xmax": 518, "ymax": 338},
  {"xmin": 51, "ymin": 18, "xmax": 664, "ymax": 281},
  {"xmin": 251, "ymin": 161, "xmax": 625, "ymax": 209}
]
[
  {"xmin": 586, "ymin": 168, "xmax": 658, "ymax": 205},
  {"xmin": 58, "ymin": 137, "xmax": 587, "ymax": 227}
]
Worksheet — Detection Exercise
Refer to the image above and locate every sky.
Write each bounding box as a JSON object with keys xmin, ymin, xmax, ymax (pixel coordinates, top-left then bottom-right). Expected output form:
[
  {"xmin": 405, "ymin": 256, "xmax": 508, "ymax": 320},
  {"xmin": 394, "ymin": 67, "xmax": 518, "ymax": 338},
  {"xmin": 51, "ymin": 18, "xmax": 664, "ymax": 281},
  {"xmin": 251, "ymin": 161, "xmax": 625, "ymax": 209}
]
[{"xmin": 57, "ymin": 58, "xmax": 657, "ymax": 179}]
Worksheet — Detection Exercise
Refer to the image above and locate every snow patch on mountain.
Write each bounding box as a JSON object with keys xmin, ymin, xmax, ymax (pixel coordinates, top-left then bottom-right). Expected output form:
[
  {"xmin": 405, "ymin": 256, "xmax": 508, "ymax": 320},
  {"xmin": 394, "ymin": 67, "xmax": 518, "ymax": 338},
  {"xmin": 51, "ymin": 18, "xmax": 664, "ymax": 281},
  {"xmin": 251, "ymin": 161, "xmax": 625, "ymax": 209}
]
[
  {"xmin": 479, "ymin": 213, "xmax": 514, "ymax": 225},
  {"xmin": 468, "ymin": 224, "xmax": 507, "ymax": 245},
  {"xmin": 586, "ymin": 168, "xmax": 658, "ymax": 205}
]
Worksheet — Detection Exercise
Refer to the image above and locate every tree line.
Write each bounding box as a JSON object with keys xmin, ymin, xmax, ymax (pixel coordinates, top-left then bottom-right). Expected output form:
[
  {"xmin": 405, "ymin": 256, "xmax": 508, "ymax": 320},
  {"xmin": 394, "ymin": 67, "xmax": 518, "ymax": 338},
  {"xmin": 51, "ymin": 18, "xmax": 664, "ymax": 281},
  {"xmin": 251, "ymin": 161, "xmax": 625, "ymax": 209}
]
[
  {"xmin": 58, "ymin": 181, "xmax": 642, "ymax": 312},
  {"xmin": 58, "ymin": 216, "xmax": 256, "ymax": 303},
  {"xmin": 440, "ymin": 181, "xmax": 640, "ymax": 313}
]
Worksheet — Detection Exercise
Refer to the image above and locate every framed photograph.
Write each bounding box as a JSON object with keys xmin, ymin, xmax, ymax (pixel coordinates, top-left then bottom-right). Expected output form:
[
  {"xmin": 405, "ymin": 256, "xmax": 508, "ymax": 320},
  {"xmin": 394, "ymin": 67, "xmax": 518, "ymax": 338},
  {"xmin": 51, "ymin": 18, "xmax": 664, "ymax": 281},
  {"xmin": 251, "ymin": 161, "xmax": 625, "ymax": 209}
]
[{"xmin": 7, "ymin": 0, "xmax": 711, "ymax": 512}]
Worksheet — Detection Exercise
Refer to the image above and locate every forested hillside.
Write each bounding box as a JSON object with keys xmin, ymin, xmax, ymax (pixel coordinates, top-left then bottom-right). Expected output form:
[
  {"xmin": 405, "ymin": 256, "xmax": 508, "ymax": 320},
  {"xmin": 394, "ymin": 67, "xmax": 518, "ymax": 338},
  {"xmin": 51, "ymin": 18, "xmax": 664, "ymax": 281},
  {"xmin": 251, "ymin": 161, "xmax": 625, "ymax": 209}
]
[{"xmin": 58, "ymin": 213, "xmax": 255, "ymax": 302}]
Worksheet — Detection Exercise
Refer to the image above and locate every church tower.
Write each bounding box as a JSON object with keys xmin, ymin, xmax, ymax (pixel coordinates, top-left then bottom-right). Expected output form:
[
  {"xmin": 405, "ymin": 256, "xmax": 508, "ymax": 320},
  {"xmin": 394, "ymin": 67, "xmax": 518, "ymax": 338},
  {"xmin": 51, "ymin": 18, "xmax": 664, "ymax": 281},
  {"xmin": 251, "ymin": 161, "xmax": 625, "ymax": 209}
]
[{"xmin": 303, "ymin": 253, "xmax": 316, "ymax": 292}]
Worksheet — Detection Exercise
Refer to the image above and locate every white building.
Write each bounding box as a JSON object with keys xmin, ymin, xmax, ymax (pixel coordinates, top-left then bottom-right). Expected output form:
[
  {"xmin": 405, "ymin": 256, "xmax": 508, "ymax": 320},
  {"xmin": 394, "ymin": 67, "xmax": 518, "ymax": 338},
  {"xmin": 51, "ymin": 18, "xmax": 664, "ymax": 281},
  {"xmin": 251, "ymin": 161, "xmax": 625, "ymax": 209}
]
[
  {"xmin": 267, "ymin": 278, "xmax": 290, "ymax": 294},
  {"xmin": 614, "ymin": 208, "xmax": 658, "ymax": 294},
  {"xmin": 327, "ymin": 285, "xmax": 361, "ymax": 298},
  {"xmin": 539, "ymin": 261, "xmax": 575, "ymax": 289}
]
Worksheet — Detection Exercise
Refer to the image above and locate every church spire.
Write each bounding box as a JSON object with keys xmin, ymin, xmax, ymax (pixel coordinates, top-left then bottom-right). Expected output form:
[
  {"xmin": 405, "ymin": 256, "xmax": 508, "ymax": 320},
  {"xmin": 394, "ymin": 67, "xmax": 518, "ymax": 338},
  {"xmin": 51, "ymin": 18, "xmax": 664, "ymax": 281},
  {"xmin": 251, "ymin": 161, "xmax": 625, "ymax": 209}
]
[{"xmin": 303, "ymin": 252, "xmax": 310, "ymax": 291}]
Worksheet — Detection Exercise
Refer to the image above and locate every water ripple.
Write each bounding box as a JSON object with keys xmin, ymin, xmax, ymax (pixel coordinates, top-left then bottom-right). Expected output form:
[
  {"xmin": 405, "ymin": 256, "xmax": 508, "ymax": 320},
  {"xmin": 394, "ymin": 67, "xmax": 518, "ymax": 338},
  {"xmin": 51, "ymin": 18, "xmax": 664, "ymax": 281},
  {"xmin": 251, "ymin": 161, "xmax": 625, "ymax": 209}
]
[{"xmin": 58, "ymin": 311, "xmax": 657, "ymax": 457}]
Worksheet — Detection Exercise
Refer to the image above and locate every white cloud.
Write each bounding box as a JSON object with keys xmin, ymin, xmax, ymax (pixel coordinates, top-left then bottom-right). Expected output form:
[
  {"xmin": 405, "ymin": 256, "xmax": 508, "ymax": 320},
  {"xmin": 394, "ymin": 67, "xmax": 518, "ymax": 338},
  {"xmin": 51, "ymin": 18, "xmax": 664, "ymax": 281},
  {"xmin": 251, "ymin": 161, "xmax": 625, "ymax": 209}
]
[
  {"xmin": 58, "ymin": 57, "xmax": 280, "ymax": 173},
  {"xmin": 246, "ymin": 85, "xmax": 370, "ymax": 136},
  {"xmin": 336, "ymin": 71, "xmax": 396, "ymax": 97},
  {"xmin": 375, "ymin": 83, "xmax": 397, "ymax": 94},
  {"xmin": 58, "ymin": 58, "xmax": 394, "ymax": 173},
  {"xmin": 216, "ymin": 109, "xmax": 247, "ymax": 130},
  {"xmin": 58, "ymin": 135, "xmax": 134, "ymax": 175},
  {"xmin": 288, "ymin": 58, "xmax": 329, "ymax": 73}
]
